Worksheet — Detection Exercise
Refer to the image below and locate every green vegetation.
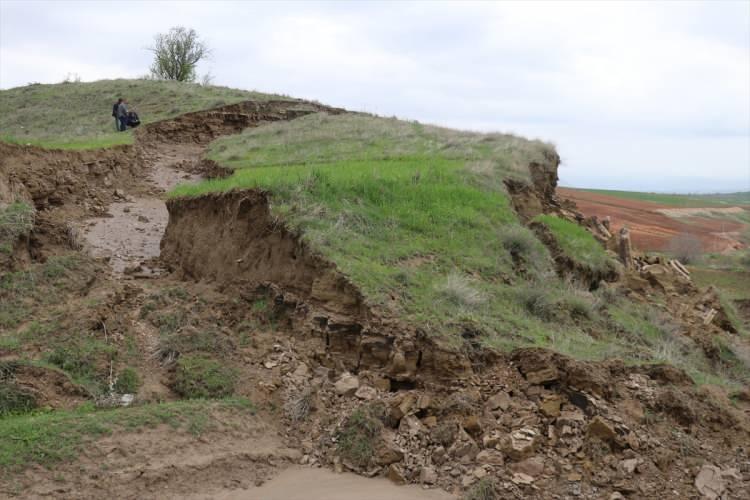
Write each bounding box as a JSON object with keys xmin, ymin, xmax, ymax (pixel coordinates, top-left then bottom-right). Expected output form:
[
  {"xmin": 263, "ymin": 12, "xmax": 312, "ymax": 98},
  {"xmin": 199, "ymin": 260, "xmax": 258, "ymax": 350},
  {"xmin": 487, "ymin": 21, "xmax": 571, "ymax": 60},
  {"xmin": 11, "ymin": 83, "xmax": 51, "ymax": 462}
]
[
  {"xmin": 174, "ymin": 114, "xmax": 559, "ymax": 341},
  {"xmin": 0, "ymin": 254, "xmax": 86, "ymax": 329},
  {"xmin": 0, "ymin": 79, "xmax": 284, "ymax": 149},
  {"xmin": 172, "ymin": 355, "xmax": 237, "ymax": 399},
  {"xmin": 113, "ymin": 367, "xmax": 141, "ymax": 394},
  {"xmin": 336, "ymin": 407, "xmax": 382, "ymax": 468},
  {"xmin": 0, "ymin": 202, "xmax": 34, "ymax": 254},
  {"xmin": 44, "ymin": 338, "xmax": 115, "ymax": 394},
  {"xmin": 171, "ymin": 112, "xmax": 746, "ymax": 389},
  {"xmin": 0, "ymin": 384, "xmax": 37, "ymax": 416},
  {"xmin": 0, "ymin": 398, "xmax": 253, "ymax": 470},
  {"xmin": 464, "ymin": 478, "xmax": 499, "ymax": 500},
  {"xmin": 575, "ymin": 188, "xmax": 750, "ymax": 207},
  {"xmin": 206, "ymin": 112, "xmax": 554, "ymax": 181},
  {"xmin": 534, "ymin": 214, "xmax": 613, "ymax": 275}
]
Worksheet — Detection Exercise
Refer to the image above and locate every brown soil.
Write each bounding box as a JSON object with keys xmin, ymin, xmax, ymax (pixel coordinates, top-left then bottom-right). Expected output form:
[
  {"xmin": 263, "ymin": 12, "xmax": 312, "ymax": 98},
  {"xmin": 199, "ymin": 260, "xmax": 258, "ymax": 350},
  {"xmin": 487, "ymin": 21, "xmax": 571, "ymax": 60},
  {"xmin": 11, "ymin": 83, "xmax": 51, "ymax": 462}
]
[
  {"xmin": 2, "ymin": 100, "xmax": 749, "ymax": 499},
  {"xmin": 558, "ymin": 188, "xmax": 749, "ymax": 253}
]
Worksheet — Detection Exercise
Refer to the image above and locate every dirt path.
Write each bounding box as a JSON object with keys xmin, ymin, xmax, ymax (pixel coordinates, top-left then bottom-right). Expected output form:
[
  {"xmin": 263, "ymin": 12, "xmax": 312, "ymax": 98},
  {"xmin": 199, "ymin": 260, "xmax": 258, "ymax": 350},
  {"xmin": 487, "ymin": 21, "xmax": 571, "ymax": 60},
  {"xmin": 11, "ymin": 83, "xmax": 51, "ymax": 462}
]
[{"xmin": 79, "ymin": 142, "xmax": 202, "ymax": 275}]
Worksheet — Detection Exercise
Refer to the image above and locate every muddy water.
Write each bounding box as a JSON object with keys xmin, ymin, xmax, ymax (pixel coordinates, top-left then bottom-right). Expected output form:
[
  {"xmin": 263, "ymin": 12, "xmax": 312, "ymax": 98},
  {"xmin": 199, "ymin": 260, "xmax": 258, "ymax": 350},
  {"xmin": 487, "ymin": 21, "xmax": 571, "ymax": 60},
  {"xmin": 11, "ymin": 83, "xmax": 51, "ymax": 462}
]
[{"xmin": 186, "ymin": 467, "xmax": 456, "ymax": 500}]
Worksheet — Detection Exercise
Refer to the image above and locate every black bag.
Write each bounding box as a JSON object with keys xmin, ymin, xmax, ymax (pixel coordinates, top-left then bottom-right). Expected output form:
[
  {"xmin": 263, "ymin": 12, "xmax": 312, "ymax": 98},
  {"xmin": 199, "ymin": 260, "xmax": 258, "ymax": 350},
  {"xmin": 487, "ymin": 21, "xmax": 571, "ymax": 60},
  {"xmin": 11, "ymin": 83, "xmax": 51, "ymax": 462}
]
[
  {"xmin": 112, "ymin": 103, "xmax": 119, "ymax": 117},
  {"xmin": 126, "ymin": 111, "xmax": 140, "ymax": 127}
]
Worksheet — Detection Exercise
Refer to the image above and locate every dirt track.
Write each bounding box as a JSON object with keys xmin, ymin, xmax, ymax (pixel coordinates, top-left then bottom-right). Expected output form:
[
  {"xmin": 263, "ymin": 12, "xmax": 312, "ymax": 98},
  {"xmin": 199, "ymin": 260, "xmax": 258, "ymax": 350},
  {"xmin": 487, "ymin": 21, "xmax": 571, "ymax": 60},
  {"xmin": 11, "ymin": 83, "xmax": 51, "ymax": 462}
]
[{"xmin": 559, "ymin": 188, "xmax": 748, "ymax": 253}]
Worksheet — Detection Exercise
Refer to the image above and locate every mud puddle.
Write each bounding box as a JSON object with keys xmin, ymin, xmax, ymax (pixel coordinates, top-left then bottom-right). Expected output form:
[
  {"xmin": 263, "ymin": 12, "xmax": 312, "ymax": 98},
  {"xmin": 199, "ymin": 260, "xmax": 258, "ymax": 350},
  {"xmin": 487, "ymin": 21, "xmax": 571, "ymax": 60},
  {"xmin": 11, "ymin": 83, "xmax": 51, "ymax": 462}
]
[{"xmin": 184, "ymin": 467, "xmax": 456, "ymax": 500}]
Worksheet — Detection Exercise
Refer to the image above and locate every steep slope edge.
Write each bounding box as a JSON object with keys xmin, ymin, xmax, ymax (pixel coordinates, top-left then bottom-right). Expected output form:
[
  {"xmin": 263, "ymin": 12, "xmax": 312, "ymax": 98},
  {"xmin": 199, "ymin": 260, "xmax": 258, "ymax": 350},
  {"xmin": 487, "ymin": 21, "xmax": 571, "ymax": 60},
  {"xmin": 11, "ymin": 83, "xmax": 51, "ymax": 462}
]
[{"xmin": 161, "ymin": 190, "xmax": 473, "ymax": 382}]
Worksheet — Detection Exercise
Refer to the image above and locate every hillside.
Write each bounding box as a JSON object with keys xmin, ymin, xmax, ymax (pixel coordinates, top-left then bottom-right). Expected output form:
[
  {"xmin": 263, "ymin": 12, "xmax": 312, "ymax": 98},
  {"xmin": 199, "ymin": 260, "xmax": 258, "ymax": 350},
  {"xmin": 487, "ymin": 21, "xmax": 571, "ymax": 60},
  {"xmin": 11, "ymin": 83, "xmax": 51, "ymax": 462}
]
[
  {"xmin": 0, "ymin": 79, "xmax": 283, "ymax": 149},
  {"xmin": 1, "ymin": 81, "xmax": 749, "ymax": 499}
]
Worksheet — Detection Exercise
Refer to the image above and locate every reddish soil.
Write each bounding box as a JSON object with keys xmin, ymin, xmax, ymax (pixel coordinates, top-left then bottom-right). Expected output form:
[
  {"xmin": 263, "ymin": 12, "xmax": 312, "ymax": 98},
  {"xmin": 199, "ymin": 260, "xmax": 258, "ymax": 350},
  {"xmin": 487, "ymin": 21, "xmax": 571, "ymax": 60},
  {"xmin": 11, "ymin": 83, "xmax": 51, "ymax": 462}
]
[{"xmin": 558, "ymin": 188, "xmax": 749, "ymax": 253}]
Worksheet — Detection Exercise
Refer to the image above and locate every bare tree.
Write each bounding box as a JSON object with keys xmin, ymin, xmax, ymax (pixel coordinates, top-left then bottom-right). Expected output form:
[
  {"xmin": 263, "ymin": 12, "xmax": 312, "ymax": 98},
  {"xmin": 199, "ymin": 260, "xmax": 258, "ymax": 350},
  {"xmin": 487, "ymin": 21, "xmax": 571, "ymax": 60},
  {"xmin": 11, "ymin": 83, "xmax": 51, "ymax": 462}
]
[
  {"xmin": 148, "ymin": 27, "xmax": 210, "ymax": 82},
  {"xmin": 668, "ymin": 233, "xmax": 703, "ymax": 264}
]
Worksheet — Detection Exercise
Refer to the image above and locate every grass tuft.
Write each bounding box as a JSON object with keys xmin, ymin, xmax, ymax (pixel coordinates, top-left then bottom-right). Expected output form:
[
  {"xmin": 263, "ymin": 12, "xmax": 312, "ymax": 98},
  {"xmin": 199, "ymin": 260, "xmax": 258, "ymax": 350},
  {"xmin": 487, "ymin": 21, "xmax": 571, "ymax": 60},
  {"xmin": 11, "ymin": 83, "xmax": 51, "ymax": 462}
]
[
  {"xmin": 464, "ymin": 478, "xmax": 499, "ymax": 500},
  {"xmin": 0, "ymin": 202, "xmax": 34, "ymax": 253},
  {"xmin": 336, "ymin": 407, "xmax": 382, "ymax": 468},
  {"xmin": 534, "ymin": 214, "xmax": 613, "ymax": 275},
  {"xmin": 172, "ymin": 355, "xmax": 237, "ymax": 399}
]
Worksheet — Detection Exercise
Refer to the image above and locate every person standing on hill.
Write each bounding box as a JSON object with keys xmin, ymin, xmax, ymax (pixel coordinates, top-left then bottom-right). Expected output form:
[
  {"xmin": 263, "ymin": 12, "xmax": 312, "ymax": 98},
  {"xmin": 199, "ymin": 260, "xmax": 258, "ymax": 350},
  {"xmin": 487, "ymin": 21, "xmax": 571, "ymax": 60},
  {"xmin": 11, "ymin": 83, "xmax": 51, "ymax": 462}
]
[
  {"xmin": 117, "ymin": 98, "xmax": 129, "ymax": 132},
  {"xmin": 112, "ymin": 98, "xmax": 123, "ymax": 131}
]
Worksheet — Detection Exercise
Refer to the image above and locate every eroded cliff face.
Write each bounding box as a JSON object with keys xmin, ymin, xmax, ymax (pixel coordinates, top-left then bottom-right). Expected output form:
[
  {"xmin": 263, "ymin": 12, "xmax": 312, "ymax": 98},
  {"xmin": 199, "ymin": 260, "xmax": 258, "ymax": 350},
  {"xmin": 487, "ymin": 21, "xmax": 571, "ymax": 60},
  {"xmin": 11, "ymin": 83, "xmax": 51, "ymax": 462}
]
[
  {"xmin": 135, "ymin": 100, "xmax": 342, "ymax": 148},
  {"xmin": 504, "ymin": 150, "xmax": 563, "ymax": 221},
  {"xmin": 161, "ymin": 190, "xmax": 367, "ymax": 318},
  {"xmin": 160, "ymin": 190, "xmax": 473, "ymax": 384}
]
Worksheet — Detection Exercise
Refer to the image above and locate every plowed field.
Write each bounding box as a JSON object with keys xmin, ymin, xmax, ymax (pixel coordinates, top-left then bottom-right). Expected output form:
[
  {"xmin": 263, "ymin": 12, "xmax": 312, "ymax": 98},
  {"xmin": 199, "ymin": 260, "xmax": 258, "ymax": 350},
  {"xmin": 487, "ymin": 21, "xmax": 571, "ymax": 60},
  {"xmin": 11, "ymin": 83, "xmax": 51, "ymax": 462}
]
[{"xmin": 559, "ymin": 188, "xmax": 749, "ymax": 253}]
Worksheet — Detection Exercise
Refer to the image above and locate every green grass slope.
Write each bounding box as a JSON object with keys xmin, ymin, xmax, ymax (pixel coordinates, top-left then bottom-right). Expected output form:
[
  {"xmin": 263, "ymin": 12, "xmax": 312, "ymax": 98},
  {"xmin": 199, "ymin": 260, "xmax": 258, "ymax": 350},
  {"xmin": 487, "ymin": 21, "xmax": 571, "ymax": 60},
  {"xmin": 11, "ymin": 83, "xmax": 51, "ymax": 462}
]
[
  {"xmin": 0, "ymin": 79, "xmax": 283, "ymax": 149},
  {"xmin": 172, "ymin": 113, "xmax": 748, "ymax": 387}
]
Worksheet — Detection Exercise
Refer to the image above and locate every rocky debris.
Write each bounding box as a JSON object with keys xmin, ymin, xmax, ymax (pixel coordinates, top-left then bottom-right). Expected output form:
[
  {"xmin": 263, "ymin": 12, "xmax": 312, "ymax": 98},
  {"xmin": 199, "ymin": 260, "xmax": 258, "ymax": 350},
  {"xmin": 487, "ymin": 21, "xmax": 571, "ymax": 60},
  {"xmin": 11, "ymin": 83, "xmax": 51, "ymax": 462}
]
[
  {"xmin": 501, "ymin": 427, "xmax": 539, "ymax": 461},
  {"xmin": 486, "ymin": 391, "xmax": 511, "ymax": 411},
  {"xmin": 539, "ymin": 395, "xmax": 563, "ymax": 418},
  {"xmin": 333, "ymin": 372, "xmax": 359, "ymax": 396},
  {"xmin": 420, "ymin": 466, "xmax": 437, "ymax": 484},
  {"xmin": 694, "ymin": 465, "xmax": 726, "ymax": 499},
  {"xmin": 617, "ymin": 227, "xmax": 633, "ymax": 269},
  {"xmin": 511, "ymin": 456, "xmax": 544, "ymax": 477},
  {"xmin": 587, "ymin": 416, "xmax": 617, "ymax": 444},
  {"xmin": 511, "ymin": 472, "xmax": 535, "ymax": 485},
  {"xmin": 355, "ymin": 385, "xmax": 377, "ymax": 400}
]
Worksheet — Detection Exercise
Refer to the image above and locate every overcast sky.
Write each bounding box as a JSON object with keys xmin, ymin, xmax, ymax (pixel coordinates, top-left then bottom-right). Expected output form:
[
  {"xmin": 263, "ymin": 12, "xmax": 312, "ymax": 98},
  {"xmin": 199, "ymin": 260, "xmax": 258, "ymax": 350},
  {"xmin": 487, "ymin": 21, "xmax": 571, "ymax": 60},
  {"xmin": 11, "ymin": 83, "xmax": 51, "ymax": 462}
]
[{"xmin": 1, "ymin": 0, "xmax": 748, "ymax": 192}]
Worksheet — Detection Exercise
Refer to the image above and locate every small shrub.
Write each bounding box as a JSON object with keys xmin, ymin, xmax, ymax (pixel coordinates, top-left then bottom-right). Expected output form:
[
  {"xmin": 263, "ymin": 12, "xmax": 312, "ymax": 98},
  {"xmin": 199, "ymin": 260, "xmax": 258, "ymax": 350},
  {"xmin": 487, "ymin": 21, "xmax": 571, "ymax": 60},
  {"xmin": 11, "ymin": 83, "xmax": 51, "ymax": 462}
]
[
  {"xmin": 42, "ymin": 255, "xmax": 78, "ymax": 279},
  {"xmin": 499, "ymin": 225, "xmax": 538, "ymax": 258},
  {"xmin": 45, "ymin": 338, "xmax": 113, "ymax": 384},
  {"xmin": 114, "ymin": 367, "xmax": 141, "ymax": 393},
  {"xmin": 717, "ymin": 292, "xmax": 745, "ymax": 335},
  {"xmin": 437, "ymin": 273, "xmax": 485, "ymax": 308},
  {"xmin": 157, "ymin": 329, "xmax": 232, "ymax": 365},
  {"xmin": 0, "ymin": 202, "xmax": 35, "ymax": 248},
  {"xmin": 153, "ymin": 311, "xmax": 187, "ymax": 336},
  {"xmin": 336, "ymin": 407, "xmax": 382, "ymax": 468},
  {"xmin": 516, "ymin": 286, "xmax": 558, "ymax": 322},
  {"xmin": 464, "ymin": 478, "xmax": 498, "ymax": 500},
  {"xmin": 668, "ymin": 233, "xmax": 703, "ymax": 265},
  {"xmin": 561, "ymin": 291, "xmax": 594, "ymax": 320},
  {"xmin": 173, "ymin": 355, "xmax": 237, "ymax": 399},
  {"xmin": 0, "ymin": 383, "xmax": 37, "ymax": 416},
  {"xmin": 284, "ymin": 385, "xmax": 313, "ymax": 422}
]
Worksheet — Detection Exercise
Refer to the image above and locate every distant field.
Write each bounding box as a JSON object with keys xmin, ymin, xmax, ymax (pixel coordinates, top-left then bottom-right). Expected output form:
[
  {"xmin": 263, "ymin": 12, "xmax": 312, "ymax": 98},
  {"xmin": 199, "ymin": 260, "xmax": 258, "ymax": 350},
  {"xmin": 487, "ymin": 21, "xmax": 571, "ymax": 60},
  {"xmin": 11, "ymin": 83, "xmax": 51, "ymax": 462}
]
[
  {"xmin": 559, "ymin": 187, "xmax": 750, "ymax": 253},
  {"xmin": 575, "ymin": 189, "xmax": 750, "ymax": 208},
  {"xmin": 0, "ymin": 79, "xmax": 284, "ymax": 149}
]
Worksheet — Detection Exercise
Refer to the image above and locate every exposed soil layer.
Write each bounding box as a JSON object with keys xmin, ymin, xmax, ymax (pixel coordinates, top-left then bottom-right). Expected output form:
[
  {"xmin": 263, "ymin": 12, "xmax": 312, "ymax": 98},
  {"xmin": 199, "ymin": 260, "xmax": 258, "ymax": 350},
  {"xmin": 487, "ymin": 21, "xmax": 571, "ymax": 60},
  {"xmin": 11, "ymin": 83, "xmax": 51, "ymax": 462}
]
[
  {"xmin": 162, "ymin": 190, "xmax": 367, "ymax": 318},
  {"xmin": 135, "ymin": 99, "xmax": 341, "ymax": 148},
  {"xmin": 558, "ymin": 188, "xmax": 749, "ymax": 253},
  {"xmin": 161, "ymin": 190, "xmax": 474, "ymax": 384}
]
